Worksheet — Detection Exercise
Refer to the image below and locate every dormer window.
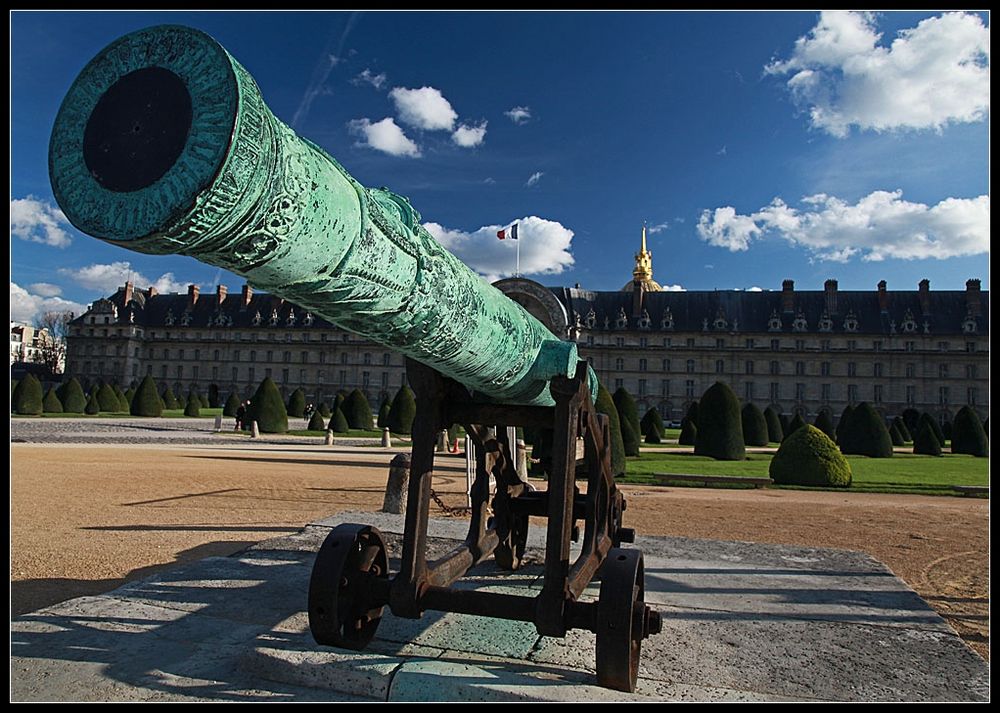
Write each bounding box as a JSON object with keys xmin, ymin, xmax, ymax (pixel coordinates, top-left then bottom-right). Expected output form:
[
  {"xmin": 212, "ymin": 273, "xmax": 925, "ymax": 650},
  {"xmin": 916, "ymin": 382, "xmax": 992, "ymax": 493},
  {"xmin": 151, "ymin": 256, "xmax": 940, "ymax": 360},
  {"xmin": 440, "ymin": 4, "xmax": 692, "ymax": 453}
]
[
  {"xmin": 615, "ymin": 308, "xmax": 628, "ymax": 330},
  {"xmin": 843, "ymin": 311, "xmax": 859, "ymax": 333},
  {"xmin": 252, "ymin": 311, "xmax": 262, "ymax": 326},
  {"xmin": 792, "ymin": 311, "xmax": 808, "ymax": 332},
  {"xmin": 767, "ymin": 310, "xmax": 783, "ymax": 332},
  {"xmin": 637, "ymin": 310, "xmax": 651, "ymax": 330},
  {"xmin": 818, "ymin": 313, "xmax": 833, "ymax": 332},
  {"xmin": 661, "ymin": 309, "xmax": 674, "ymax": 331}
]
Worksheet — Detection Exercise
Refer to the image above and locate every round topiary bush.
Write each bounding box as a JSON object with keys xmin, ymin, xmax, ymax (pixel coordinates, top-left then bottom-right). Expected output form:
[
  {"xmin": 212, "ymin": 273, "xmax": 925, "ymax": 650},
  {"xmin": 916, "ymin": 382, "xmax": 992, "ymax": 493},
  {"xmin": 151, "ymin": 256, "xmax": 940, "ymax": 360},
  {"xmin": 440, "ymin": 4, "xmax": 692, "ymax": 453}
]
[
  {"xmin": 951, "ymin": 405, "xmax": 988, "ymax": 457},
  {"xmin": 613, "ymin": 387, "xmax": 641, "ymax": 444},
  {"xmin": 59, "ymin": 378, "xmax": 88, "ymax": 413},
  {"xmin": 376, "ymin": 397, "xmax": 390, "ymax": 428},
  {"xmin": 85, "ymin": 391, "xmax": 101, "ymax": 415},
  {"xmin": 814, "ymin": 410, "xmax": 836, "ymax": 440},
  {"xmin": 835, "ymin": 404, "xmax": 855, "ymax": 445},
  {"xmin": 223, "ymin": 391, "xmax": 240, "ymax": 417},
  {"xmin": 741, "ymin": 403, "xmax": 769, "ymax": 447},
  {"xmin": 329, "ymin": 405, "xmax": 349, "ymax": 433},
  {"xmin": 42, "ymin": 386, "xmax": 64, "ymax": 413},
  {"xmin": 12, "ymin": 374, "xmax": 44, "ymax": 415},
  {"xmin": 184, "ymin": 393, "xmax": 201, "ymax": 417},
  {"xmin": 892, "ymin": 416, "xmax": 911, "ymax": 443},
  {"xmin": 678, "ymin": 417, "xmax": 697, "ymax": 445},
  {"xmin": 387, "ymin": 386, "xmax": 416, "ymax": 435},
  {"xmin": 161, "ymin": 386, "xmax": 180, "ymax": 410},
  {"xmin": 888, "ymin": 421, "xmax": 904, "ymax": 446},
  {"xmin": 913, "ymin": 421, "xmax": 942, "ymax": 456},
  {"xmin": 307, "ymin": 410, "xmax": 326, "ymax": 431},
  {"xmin": 620, "ymin": 413, "xmax": 640, "ymax": 457},
  {"xmin": 287, "ymin": 388, "xmax": 306, "ymax": 418},
  {"xmin": 763, "ymin": 406, "xmax": 784, "ymax": 444},
  {"xmin": 344, "ymin": 389, "xmax": 374, "ymax": 430},
  {"xmin": 839, "ymin": 402, "xmax": 893, "ymax": 457},
  {"xmin": 595, "ymin": 382, "xmax": 626, "ymax": 476},
  {"xmin": 770, "ymin": 425, "xmax": 852, "ymax": 487},
  {"xmin": 640, "ymin": 407, "xmax": 665, "ymax": 441},
  {"xmin": 694, "ymin": 382, "xmax": 745, "ymax": 461},
  {"xmin": 247, "ymin": 377, "xmax": 289, "ymax": 434},
  {"xmin": 131, "ymin": 375, "xmax": 163, "ymax": 417},
  {"xmin": 97, "ymin": 382, "xmax": 120, "ymax": 412},
  {"xmin": 784, "ymin": 413, "xmax": 807, "ymax": 441}
]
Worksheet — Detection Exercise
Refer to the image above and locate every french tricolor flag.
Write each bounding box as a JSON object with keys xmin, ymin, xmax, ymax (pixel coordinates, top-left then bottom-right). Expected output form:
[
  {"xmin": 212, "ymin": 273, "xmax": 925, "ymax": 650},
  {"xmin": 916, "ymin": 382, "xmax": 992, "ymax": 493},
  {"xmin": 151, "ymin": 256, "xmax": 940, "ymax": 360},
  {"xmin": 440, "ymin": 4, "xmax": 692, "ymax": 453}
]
[{"xmin": 496, "ymin": 223, "xmax": 519, "ymax": 240}]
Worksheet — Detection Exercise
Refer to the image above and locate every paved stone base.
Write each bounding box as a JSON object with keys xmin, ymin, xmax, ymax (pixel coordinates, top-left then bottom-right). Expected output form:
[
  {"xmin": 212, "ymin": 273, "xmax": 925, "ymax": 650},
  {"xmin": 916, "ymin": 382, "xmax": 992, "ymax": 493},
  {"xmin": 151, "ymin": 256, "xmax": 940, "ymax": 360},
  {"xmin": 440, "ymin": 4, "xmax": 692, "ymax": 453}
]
[{"xmin": 11, "ymin": 511, "xmax": 989, "ymax": 702}]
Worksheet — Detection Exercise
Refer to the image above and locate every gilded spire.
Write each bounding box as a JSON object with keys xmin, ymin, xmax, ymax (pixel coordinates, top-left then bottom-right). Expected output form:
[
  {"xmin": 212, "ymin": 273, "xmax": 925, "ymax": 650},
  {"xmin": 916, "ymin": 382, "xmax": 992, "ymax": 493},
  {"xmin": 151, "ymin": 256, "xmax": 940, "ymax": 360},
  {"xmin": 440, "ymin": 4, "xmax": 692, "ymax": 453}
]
[{"xmin": 622, "ymin": 223, "xmax": 662, "ymax": 292}]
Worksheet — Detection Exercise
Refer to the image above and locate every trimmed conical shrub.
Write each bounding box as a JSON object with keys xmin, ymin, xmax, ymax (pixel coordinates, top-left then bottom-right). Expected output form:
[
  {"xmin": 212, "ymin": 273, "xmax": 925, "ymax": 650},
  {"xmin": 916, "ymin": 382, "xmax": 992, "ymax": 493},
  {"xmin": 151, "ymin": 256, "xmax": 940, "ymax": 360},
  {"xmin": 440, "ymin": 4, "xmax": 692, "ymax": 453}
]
[
  {"xmin": 114, "ymin": 385, "xmax": 129, "ymax": 412},
  {"xmin": 620, "ymin": 412, "xmax": 640, "ymax": 457},
  {"xmin": 12, "ymin": 374, "xmax": 44, "ymax": 415},
  {"xmin": 814, "ymin": 410, "xmax": 836, "ymax": 440},
  {"xmin": 951, "ymin": 406, "xmax": 988, "ymax": 457},
  {"xmin": 770, "ymin": 425, "xmax": 851, "ymax": 487},
  {"xmin": 678, "ymin": 417, "xmax": 697, "ymax": 445},
  {"xmin": 376, "ymin": 398, "xmax": 390, "ymax": 428},
  {"xmin": 344, "ymin": 389, "xmax": 374, "ymax": 430},
  {"xmin": 333, "ymin": 392, "xmax": 346, "ymax": 413},
  {"xmin": 208, "ymin": 383, "xmax": 220, "ymax": 408},
  {"xmin": 784, "ymin": 413, "xmax": 807, "ymax": 441},
  {"xmin": 97, "ymin": 382, "xmax": 120, "ymax": 412},
  {"xmin": 913, "ymin": 421, "xmax": 942, "ymax": 456},
  {"xmin": 329, "ymin": 405, "xmax": 349, "ymax": 433},
  {"xmin": 839, "ymin": 402, "xmax": 893, "ymax": 458},
  {"xmin": 124, "ymin": 387, "xmax": 136, "ymax": 407},
  {"xmin": 835, "ymin": 404, "xmax": 855, "ymax": 445},
  {"xmin": 941, "ymin": 420, "xmax": 953, "ymax": 443},
  {"xmin": 42, "ymin": 386, "xmax": 63, "ymax": 413},
  {"xmin": 387, "ymin": 386, "xmax": 416, "ymax": 435},
  {"xmin": 741, "ymin": 403, "xmax": 769, "ymax": 446},
  {"xmin": 778, "ymin": 413, "xmax": 791, "ymax": 436},
  {"xmin": 892, "ymin": 416, "xmax": 911, "ymax": 443},
  {"xmin": 595, "ymin": 382, "xmax": 626, "ymax": 476},
  {"xmin": 640, "ymin": 407, "xmax": 665, "ymax": 440},
  {"xmin": 763, "ymin": 406, "xmax": 784, "ymax": 444},
  {"xmin": 686, "ymin": 401, "xmax": 700, "ymax": 428},
  {"xmin": 613, "ymin": 387, "xmax": 641, "ymax": 444},
  {"xmin": 287, "ymin": 387, "xmax": 306, "ymax": 418},
  {"xmin": 902, "ymin": 408, "xmax": 921, "ymax": 435},
  {"xmin": 162, "ymin": 386, "xmax": 180, "ymax": 409},
  {"xmin": 200, "ymin": 393, "xmax": 211, "ymax": 409},
  {"xmin": 131, "ymin": 375, "xmax": 163, "ymax": 417},
  {"xmin": 223, "ymin": 391, "xmax": 240, "ymax": 417},
  {"xmin": 60, "ymin": 378, "xmax": 88, "ymax": 413},
  {"xmin": 919, "ymin": 413, "xmax": 945, "ymax": 447},
  {"xmin": 307, "ymin": 410, "xmax": 326, "ymax": 431},
  {"xmin": 85, "ymin": 391, "xmax": 100, "ymax": 415},
  {"xmin": 184, "ymin": 393, "xmax": 201, "ymax": 417},
  {"xmin": 644, "ymin": 427, "xmax": 661, "ymax": 444},
  {"xmin": 247, "ymin": 377, "xmax": 289, "ymax": 433},
  {"xmin": 694, "ymin": 381, "xmax": 745, "ymax": 460},
  {"xmin": 319, "ymin": 401, "xmax": 332, "ymax": 418},
  {"xmin": 888, "ymin": 421, "xmax": 904, "ymax": 446}
]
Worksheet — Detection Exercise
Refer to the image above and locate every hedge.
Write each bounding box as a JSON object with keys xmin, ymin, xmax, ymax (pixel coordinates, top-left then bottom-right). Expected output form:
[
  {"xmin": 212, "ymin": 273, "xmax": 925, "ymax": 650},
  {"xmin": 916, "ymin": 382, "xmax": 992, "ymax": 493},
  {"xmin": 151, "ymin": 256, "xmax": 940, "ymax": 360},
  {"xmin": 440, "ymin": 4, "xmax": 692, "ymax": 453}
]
[
  {"xmin": 12, "ymin": 373, "xmax": 43, "ymax": 415},
  {"xmin": 595, "ymin": 382, "xmax": 626, "ymax": 476},
  {"xmin": 951, "ymin": 406, "xmax": 988, "ymax": 457},
  {"xmin": 387, "ymin": 386, "xmax": 416, "ymax": 435},
  {"xmin": 131, "ymin": 375, "xmax": 163, "ymax": 417},
  {"xmin": 770, "ymin": 425, "xmax": 852, "ymax": 487},
  {"xmin": 42, "ymin": 386, "xmax": 64, "ymax": 413},
  {"xmin": 613, "ymin": 387, "xmax": 641, "ymax": 444},
  {"xmin": 839, "ymin": 402, "xmax": 893, "ymax": 458},
  {"xmin": 741, "ymin": 403, "xmax": 769, "ymax": 446},
  {"xmin": 763, "ymin": 406, "xmax": 784, "ymax": 444},
  {"xmin": 913, "ymin": 421, "xmax": 942, "ymax": 456},
  {"xmin": 247, "ymin": 377, "xmax": 289, "ymax": 433},
  {"xmin": 693, "ymin": 381, "xmax": 745, "ymax": 460},
  {"xmin": 344, "ymin": 389, "xmax": 374, "ymax": 430}
]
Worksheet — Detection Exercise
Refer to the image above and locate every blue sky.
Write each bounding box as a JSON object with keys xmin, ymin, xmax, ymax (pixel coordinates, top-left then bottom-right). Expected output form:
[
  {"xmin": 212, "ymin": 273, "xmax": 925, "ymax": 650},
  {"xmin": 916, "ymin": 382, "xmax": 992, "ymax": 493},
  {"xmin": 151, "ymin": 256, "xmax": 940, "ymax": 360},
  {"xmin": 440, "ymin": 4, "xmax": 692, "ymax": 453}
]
[{"xmin": 11, "ymin": 10, "xmax": 990, "ymax": 323}]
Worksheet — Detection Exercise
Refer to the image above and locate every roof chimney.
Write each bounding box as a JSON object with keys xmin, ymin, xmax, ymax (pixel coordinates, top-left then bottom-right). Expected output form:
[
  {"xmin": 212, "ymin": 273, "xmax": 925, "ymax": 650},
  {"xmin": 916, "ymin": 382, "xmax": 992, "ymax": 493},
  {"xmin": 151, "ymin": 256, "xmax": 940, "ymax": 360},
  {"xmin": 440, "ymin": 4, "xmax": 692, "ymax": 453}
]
[
  {"xmin": 966, "ymin": 279, "xmax": 982, "ymax": 317},
  {"xmin": 216, "ymin": 285, "xmax": 228, "ymax": 304},
  {"xmin": 823, "ymin": 279, "xmax": 838, "ymax": 315},
  {"xmin": 187, "ymin": 284, "xmax": 199, "ymax": 307},
  {"xmin": 241, "ymin": 283, "xmax": 253, "ymax": 308},
  {"xmin": 877, "ymin": 280, "xmax": 888, "ymax": 312},
  {"xmin": 147, "ymin": 285, "xmax": 157, "ymax": 298},
  {"xmin": 781, "ymin": 279, "xmax": 795, "ymax": 313},
  {"xmin": 918, "ymin": 279, "xmax": 930, "ymax": 315},
  {"xmin": 123, "ymin": 281, "xmax": 134, "ymax": 304}
]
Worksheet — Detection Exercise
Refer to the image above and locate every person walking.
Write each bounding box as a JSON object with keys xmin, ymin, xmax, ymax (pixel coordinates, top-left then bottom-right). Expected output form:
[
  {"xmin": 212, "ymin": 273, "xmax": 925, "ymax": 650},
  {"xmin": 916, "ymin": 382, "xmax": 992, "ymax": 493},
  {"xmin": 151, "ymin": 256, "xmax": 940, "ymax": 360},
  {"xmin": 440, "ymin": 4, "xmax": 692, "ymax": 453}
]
[{"xmin": 235, "ymin": 401, "xmax": 247, "ymax": 431}]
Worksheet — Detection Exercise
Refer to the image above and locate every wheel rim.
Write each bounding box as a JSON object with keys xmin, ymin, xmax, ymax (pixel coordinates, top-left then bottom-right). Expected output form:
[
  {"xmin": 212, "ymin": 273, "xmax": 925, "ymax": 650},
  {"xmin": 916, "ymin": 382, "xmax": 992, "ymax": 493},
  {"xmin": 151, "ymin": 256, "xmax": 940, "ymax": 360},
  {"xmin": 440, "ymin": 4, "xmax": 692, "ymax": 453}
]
[{"xmin": 595, "ymin": 547, "xmax": 644, "ymax": 692}]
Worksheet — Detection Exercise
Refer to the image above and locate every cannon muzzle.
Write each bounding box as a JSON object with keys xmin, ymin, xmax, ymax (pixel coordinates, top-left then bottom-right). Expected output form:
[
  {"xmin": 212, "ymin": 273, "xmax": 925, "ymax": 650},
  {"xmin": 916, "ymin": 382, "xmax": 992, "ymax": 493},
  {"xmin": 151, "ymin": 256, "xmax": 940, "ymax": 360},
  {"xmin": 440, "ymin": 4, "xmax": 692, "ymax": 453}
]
[{"xmin": 50, "ymin": 25, "xmax": 594, "ymax": 406}]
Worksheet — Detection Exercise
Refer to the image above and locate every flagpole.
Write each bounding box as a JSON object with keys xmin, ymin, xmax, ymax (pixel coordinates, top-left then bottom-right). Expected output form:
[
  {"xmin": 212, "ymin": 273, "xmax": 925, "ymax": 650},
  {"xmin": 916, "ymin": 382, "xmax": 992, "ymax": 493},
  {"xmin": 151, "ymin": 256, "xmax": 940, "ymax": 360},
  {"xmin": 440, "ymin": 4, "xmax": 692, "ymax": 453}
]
[{"xmin": 516, "ymin": 235, "xmax": 520, "ymax": 277}]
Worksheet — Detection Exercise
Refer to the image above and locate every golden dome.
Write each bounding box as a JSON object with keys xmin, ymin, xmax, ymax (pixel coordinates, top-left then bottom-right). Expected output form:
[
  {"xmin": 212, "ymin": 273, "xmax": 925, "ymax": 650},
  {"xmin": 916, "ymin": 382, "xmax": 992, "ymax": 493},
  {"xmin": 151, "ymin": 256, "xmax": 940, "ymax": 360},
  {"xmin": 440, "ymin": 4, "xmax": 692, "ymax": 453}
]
[{"xmin": 621, "ymin": 224, "xmax": 662, "ymax": 292}]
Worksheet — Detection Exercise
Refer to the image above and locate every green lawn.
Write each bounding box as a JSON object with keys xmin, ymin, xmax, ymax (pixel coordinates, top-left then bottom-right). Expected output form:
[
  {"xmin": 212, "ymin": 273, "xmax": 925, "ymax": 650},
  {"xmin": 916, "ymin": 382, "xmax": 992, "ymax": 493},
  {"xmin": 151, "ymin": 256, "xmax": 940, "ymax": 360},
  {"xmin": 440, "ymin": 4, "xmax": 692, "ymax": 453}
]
[{"xmin": 621, "ymin": 449, "xmax": 988, "ymax": 496}]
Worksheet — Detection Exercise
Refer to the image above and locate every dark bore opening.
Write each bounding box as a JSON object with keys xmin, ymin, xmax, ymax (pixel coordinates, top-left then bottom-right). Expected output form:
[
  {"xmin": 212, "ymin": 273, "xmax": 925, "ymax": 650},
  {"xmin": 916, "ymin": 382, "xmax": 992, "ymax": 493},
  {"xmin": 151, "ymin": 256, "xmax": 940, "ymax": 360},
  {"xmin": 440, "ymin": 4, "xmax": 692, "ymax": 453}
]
[{"xmin": 83, "ymin": 66, "xmax": 192, "ymax": 193}]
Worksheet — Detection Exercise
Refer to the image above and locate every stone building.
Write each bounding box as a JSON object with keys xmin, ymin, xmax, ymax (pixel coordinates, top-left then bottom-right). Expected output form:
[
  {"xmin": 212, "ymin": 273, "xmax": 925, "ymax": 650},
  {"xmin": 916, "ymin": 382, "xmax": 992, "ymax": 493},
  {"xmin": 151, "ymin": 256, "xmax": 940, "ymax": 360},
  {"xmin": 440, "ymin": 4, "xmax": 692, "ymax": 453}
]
[{"xmin": 65, "ymin": 228, "xmax": 988, "ymax": 423}]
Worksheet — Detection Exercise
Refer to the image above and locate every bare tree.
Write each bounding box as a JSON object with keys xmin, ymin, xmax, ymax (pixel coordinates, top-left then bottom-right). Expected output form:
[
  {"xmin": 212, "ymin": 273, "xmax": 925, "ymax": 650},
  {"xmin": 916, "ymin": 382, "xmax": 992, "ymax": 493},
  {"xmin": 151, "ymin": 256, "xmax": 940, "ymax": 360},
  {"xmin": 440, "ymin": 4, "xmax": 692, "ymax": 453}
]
[{"xmin": 33, "ymin": 311, "xmax": 73, "ymax": 375}]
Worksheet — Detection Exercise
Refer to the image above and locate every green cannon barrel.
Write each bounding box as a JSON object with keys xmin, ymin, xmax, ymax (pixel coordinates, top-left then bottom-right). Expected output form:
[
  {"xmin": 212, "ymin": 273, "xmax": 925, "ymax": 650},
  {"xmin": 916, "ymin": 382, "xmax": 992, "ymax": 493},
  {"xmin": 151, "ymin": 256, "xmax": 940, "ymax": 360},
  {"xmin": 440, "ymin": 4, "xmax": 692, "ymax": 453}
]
[{"xmin": 50, "ymin": 25, "xmax": 594, "ymax": 407}]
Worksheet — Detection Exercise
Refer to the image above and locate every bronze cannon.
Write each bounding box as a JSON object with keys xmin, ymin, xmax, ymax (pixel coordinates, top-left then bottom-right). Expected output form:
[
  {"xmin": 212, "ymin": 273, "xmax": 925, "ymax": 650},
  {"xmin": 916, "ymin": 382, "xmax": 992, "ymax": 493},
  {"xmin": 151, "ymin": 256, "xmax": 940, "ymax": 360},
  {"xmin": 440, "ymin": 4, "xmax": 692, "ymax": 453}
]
[{"xmin": 49, "ymin": 25, "xmax": 660, "ymax": 692}]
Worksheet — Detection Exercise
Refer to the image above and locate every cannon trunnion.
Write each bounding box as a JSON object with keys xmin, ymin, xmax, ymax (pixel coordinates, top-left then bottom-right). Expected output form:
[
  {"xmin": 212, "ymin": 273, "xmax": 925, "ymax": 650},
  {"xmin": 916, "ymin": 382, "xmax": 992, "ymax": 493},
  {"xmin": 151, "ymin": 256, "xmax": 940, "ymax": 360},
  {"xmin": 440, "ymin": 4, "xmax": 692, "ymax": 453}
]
[{"xmin": 49, "ymin": 25, "xmax": 660, "ymax": 692}]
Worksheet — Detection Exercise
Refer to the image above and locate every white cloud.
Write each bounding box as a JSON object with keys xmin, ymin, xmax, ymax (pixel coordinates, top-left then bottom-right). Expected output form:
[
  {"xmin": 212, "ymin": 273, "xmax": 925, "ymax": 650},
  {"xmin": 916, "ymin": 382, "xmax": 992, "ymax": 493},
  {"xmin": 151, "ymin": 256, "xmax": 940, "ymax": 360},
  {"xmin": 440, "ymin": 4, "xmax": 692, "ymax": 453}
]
[
  {"xmin": 27, "ymin": 282, "xmax": 62, "ymax": 297},
  {"xmin": 698, "ymin": 190, "xmax": 989, "ymax": 262},
  {"xmin": 452, "ymin": 121, "xmax": 488, "ymax": 148},
  {"xmin": 348, "ymin": 117, "xmax": 421, "ymax": 157},
  {"xmin": 10, "ymin": 197, "xmax": 72, "ymax": 248},
  {"xmin": 10, "ymin": 282, "xmax": 86, "ymax": 324},
  {"xmin": 58, "ymin": 261, "xmax": 192, "ymax": 294},
  {"xmin": 389, "ymin": 86, "xmax": 457, "ymax": 131},
  {"xmin": 352, "ymin": 68, "xmax": 387, "ymax": 90},
  {"xmin": 766, "ymin": 11, "xmax": 990, "ymax": 137},
  {"xmin": 661, "ymin": 284, "xmax": 686, "ymax": 292},
  {"xmin": 525, "ymin": 171, "xmax": 544, "ymax": 188},
  {"xmin": 746, "ymin": 286, "xmax": 764, "ymax": 292},
  {"xmin": 647, "ymin": 222, "xmax": 670, "ymax": 235},
  {"xmin": 505, "ymin": 106, "xmax": 532, "ymax": 124},
  {"xmin": 423, "ymin": 216, "xmax": 575, "ymax": 283}
]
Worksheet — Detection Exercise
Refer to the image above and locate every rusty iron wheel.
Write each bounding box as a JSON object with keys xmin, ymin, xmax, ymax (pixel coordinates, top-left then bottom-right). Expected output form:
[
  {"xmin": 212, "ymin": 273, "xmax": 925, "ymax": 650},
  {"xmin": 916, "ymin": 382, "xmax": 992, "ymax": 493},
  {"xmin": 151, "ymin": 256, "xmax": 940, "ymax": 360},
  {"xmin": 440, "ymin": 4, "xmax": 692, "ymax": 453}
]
[
  {"xmin": 595, "ymin": 547, "xmax": 645, "ymax": 692},
  {"xmin": 308, "ymin": 523, "xmax": 389, "ymax": 650}
]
